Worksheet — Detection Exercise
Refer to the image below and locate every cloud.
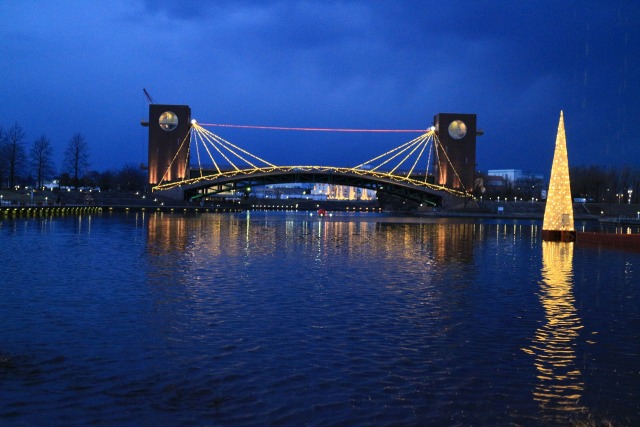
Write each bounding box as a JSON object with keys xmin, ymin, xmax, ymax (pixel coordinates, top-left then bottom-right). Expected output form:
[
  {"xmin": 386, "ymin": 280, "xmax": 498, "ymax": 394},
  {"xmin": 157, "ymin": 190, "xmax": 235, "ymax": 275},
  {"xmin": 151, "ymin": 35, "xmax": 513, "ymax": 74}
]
[{"xmin": 0, "ymin": 0, "xmax": 638, "ymax": 173}]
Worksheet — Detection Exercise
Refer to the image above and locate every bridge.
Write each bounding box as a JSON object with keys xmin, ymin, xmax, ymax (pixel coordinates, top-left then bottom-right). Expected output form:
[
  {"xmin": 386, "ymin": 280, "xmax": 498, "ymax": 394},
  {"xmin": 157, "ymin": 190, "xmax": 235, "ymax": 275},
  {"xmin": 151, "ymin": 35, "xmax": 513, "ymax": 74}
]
[{"xmin": 144, "ymin": 105, "xmax": 479, "ymax": 207}]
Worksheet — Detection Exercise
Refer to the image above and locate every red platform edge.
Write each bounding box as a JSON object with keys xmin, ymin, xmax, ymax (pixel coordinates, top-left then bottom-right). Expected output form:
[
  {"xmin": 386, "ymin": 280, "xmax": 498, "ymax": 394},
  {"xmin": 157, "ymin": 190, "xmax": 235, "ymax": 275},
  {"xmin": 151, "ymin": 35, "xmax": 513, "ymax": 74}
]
[{"xmin": 576, "ymin": 232, "xmax": 640, "ymax": 252}]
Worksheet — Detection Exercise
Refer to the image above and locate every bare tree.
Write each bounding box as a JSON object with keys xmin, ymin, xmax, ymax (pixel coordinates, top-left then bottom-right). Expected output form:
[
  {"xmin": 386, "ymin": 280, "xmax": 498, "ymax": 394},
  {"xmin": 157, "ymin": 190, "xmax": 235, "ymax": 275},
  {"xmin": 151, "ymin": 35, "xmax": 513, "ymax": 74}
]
[
  {"xmin": 63, "ymin": 133, "xmax": 90, "ymax": 189},
  {"xmin": 116, "ymin": 163, "xmax": 147, "ymax": 191},
  {"xmin": 0, "ymin": 125, "xmax": 6, "ymax": 188},
  {"xmin": 31, "ymin": 135, "xmax": 55, "ymax": 189},
  {"xmin": 4, "ymin": 123, "xmax": 27, "ymax": 189}
]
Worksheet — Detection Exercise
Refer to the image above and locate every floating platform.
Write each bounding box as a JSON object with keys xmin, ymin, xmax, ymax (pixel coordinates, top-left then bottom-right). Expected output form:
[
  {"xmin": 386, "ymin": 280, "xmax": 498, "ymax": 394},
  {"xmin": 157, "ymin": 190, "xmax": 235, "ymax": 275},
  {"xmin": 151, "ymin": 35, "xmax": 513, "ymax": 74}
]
[
  {"xmin": 577, "ymin": 232, "xmax": 640, "ymax": 252},
  {"xmin": 542, "ymin": 229, "xmax": 577, "ymax": 242}
]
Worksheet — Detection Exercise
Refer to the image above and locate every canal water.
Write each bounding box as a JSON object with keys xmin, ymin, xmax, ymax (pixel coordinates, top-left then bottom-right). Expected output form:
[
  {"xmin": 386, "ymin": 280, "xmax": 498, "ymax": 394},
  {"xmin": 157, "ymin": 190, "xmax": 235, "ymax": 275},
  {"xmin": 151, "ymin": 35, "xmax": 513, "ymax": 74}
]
[{"xmin": 1, "ymin": 211, "xmax": 638, "ymax": 426}]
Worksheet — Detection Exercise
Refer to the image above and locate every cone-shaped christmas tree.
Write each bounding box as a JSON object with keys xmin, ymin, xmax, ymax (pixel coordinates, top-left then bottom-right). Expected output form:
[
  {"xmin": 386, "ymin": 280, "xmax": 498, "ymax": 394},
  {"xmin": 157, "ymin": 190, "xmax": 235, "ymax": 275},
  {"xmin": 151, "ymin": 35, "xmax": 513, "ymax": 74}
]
[{"xmin": 542, "ymin": 111, "xmax": 576, "ymax": 242}]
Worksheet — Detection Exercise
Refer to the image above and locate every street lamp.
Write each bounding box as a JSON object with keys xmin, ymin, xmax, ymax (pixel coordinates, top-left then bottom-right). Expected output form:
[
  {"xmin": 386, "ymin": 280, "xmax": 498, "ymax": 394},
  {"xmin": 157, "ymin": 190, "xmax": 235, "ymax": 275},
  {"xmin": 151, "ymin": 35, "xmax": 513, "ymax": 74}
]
[{"xmin": 628, "ymin": 189, "xmax": 633, "ymax": 205}]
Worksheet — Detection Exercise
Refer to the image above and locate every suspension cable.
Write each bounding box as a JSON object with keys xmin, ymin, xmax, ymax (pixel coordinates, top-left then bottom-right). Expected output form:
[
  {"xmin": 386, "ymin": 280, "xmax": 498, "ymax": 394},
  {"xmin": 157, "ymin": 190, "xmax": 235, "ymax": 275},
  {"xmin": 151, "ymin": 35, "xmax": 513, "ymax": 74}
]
[{"xmin": 198, "ymin": 123, "xmax": 427, "ymax": 133}]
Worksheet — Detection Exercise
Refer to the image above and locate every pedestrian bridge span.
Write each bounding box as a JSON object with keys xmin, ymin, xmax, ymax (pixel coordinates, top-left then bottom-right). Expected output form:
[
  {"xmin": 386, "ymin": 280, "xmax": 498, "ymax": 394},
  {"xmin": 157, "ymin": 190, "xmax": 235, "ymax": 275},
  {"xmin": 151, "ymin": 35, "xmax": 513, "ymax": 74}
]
[
  {"xmin": 154, "ymin": 165, "xmax": 460, "ymax": 206},
  {"xmin": 151, "ymin": 121, "xmax": 471, "ymax": 207}
]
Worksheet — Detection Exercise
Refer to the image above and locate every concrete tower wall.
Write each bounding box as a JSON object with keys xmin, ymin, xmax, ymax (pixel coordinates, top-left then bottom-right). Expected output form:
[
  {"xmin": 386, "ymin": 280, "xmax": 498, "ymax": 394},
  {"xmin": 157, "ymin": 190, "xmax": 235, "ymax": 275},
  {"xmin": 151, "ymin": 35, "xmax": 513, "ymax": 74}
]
[
  {"xmin": 434, "ymin": 113, "xmax": 477, "ymax": 192},
  {"xmin": 148, "ymin": 104, "xmax": 191, "ymax": 186}
]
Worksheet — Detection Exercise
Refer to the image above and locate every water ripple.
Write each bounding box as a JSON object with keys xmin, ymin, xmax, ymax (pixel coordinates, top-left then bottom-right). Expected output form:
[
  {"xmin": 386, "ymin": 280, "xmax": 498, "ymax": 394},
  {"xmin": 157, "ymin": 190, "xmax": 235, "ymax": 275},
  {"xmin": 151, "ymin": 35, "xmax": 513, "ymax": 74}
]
[{"xmin": 0, "ymin": 214, "xmax": 638, "ymax": 425}]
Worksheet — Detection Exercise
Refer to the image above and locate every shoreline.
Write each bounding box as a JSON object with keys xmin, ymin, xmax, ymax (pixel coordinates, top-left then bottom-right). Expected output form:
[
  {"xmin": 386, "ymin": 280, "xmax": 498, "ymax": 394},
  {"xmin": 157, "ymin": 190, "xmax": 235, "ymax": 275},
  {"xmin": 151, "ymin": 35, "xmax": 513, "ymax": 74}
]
[
  {"xmin": 0, "ymin": 203, "xmax": 602, "ymax": 222},
  {"xmin": 4, "ymin": 204, "xmax": 640, "ymax": 251}
]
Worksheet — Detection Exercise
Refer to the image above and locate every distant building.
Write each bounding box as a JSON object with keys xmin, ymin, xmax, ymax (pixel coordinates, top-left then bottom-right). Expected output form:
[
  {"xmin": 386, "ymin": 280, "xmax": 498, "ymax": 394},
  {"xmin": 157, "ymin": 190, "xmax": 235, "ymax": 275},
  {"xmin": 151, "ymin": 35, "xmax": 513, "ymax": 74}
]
[
  {"xmin": 312, "ymin": 184, "xmax": 376, "ymax": 201},
  {"xmin": 483, "ymin": 169, "xmax": 546, "ymax": 199},
  {"xmin": 487, "ymin": 169, "xmax": 523, "ymax": 183},
  {"xmin": 252, "ymin": 183, "xmax": 314, "ymax": 199},
  {"xmin": 483, "ymin": 174, "xmax": 507, "ymax": 190},
  {"xmin": 249, "ymin": 183, "xmax": 377, "ymax": 201}
]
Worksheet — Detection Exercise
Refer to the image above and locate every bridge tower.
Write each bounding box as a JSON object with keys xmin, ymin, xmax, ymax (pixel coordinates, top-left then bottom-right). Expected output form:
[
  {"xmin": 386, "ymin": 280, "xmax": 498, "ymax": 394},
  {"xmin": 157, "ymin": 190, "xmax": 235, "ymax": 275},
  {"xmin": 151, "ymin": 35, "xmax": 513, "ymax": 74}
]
[
  {"xmin": 433, "ymin": 113, "xmax": 478, "ymax": 192},
  {"xmin": 144, "ymin": 104, "xmax": 191, "ymax": 186}
]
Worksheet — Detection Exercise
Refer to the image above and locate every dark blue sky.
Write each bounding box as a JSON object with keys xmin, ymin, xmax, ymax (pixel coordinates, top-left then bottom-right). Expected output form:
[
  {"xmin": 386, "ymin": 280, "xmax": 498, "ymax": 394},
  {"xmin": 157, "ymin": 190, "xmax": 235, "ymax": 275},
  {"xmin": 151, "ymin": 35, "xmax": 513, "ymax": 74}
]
[{"xmin": 1, "ymin": 1, "xmax": 638, "ymax": 175}]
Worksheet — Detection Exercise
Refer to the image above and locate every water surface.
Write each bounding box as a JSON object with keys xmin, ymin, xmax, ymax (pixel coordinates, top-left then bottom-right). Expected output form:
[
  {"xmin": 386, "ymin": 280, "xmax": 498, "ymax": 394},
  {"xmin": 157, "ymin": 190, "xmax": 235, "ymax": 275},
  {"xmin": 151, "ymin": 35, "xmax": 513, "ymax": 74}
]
[{"xmin": 1, "ymin": 211, "xmax": 638, "ymax": 426}]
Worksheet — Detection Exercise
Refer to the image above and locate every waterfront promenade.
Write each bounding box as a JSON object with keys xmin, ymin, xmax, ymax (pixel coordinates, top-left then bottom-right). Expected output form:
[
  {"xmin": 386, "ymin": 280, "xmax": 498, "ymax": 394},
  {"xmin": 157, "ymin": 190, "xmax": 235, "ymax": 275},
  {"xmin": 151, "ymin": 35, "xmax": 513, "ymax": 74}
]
[{"xmin": 2, "ymin": 189, "xmax": 639, "ymax": 222}]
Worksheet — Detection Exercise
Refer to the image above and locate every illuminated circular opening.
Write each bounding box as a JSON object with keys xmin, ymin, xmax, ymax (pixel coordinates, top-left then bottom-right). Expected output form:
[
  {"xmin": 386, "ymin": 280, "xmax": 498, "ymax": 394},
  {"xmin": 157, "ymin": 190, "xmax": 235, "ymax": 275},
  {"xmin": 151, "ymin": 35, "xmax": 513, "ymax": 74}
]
[
  {"xmin": 159, "ymin": 111, "xmax": 178, "ymax": 131},
  {"xmin": 448, "ymin": 120, "xmax": 467, "ymax": 140}
]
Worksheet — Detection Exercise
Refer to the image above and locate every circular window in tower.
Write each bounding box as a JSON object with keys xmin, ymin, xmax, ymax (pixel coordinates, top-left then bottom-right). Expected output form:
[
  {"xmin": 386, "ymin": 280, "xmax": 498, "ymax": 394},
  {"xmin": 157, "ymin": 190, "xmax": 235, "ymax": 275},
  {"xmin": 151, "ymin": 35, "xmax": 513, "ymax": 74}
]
[
  {"xmin": 448, "ymin": 120, "xmax": 467, "ymax": 140},
  {"xmin": 159, "ymin": 111, "xmax": 179, "ymax": 131}
]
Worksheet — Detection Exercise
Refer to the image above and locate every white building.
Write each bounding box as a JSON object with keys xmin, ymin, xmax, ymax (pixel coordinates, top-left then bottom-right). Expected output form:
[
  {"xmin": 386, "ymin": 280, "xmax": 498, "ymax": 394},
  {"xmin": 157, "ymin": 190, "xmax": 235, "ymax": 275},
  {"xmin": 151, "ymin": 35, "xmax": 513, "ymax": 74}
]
[
  {"xmin": 311, "ymin": 184, "xmax": 377, "ymax": 201},
  {"xmin": 487, "ymin": 169, "xmax": 523, "ymax": 183}
]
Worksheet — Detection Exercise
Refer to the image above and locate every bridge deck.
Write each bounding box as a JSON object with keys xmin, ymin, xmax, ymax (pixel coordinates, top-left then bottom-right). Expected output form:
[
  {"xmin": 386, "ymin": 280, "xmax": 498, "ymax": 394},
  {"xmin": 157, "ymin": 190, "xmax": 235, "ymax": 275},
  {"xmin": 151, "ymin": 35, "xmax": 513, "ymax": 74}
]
[{"xmin": 153, "ymin": 166, "xmax": 468, "ymax": 207}]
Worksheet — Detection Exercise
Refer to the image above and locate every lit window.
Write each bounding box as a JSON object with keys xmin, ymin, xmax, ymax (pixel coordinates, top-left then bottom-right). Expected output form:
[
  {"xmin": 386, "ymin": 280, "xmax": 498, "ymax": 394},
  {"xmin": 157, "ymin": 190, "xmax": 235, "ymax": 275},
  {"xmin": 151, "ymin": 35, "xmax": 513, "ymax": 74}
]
[{"xmin": 159, "ymin": 111, "xmax": 178, "ymax": 131}]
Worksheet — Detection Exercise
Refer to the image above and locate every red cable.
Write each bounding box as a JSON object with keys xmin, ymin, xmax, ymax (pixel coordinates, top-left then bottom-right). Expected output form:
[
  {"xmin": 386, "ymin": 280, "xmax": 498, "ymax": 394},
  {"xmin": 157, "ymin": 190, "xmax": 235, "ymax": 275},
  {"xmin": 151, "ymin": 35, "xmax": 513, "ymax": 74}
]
[{"xmin": 198, "ymin": 123, "xmax": 427, "ymax": 133}]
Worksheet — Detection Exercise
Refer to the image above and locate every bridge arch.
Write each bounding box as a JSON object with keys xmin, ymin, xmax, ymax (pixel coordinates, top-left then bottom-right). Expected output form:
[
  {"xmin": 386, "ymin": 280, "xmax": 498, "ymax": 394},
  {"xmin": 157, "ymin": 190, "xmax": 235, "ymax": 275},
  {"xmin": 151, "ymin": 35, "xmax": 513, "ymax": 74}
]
[{"xmin": 154, "ymin": 166, "xmax": 461, "ymax": 207}]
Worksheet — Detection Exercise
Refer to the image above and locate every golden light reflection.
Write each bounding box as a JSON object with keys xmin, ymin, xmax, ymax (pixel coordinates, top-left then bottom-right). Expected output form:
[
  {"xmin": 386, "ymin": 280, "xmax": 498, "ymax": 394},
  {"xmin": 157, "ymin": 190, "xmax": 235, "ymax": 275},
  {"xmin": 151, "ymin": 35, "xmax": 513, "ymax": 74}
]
[
  {"xmin": 145, "ymin": 213, "xmax": 479, "ymax": 267},
  {"xmin": 526, "ymin": 241, "xmax": 587, "ymax": 420},
  {"xmin": 143, "ymin": 214, "xmax": 482, "ymax": 328},
  {"xmin": 146, "ymin": 213, "xmax": 190, "ymax": 254}
]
